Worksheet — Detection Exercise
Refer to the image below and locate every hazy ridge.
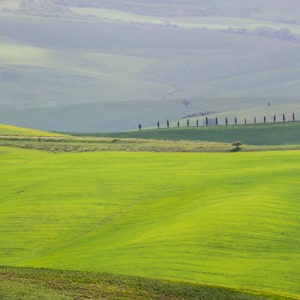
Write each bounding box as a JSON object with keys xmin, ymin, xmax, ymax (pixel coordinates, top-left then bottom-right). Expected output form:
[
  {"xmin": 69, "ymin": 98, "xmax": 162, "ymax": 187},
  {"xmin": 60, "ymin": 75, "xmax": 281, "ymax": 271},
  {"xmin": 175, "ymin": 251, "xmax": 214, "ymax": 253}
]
[{"xmin": 1, "ymin": 0, "xmax": 300, "ymax": 132}]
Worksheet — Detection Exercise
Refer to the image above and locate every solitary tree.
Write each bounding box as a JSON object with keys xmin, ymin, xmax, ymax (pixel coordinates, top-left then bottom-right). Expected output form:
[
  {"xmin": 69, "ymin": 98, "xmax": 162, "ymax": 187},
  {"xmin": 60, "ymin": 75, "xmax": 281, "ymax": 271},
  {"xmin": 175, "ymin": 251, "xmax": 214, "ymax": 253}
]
[
  {"xmin": 138, "ymin": 124, "xmax": 142, "ymax": 131},
  {"xmin": 244, "ymin": 118, "xmax": 247, "ymax": 125},
  {"xmin": 157, "ymin": 121, "xmax": 160, "ymax": 129},
  {"xmin": 196, "ymin": 119, "xmax": 199, "ymax": 127},
  {"xmin": 216, "ymin": 117, "xmax": 218, "ymax": 125},
  {"xmin": 235, "ymin": 117, "xmax": 237, "ymax": 125},
  {"xmin": 167, "ymin": 120, "xmax": 170, "ymax": 128},
  {"xmin": 225, "ymin": 117, "xmax": 228, "ymax": 126},
  {"xmin": 283, "ymin": 113, "xmax": 285, "ymax": 122},
  {"xmin": 177, "ymin": 121, "xmax": 180, "ymax": 128},
  {"xmin": 232, "ymin": 141, "xmax": 242, "ymax": 151},
  {"xmin": 264, "ymin": 116, "xmax": 266, "ymax": 123},
  {"xmin": 293, "ymin": 112, "xmax": 295, "ymax": 122},
  {"xmin": 273, "ymin": 115, "xmax": 276, "ymax": 123},
  {"xmin": 187, "ymin": 119, "xmax": 190, "ymax": 127},
  {"xmin": 206, "ymin": 117, "xmax": 208, "ymax": 126}
]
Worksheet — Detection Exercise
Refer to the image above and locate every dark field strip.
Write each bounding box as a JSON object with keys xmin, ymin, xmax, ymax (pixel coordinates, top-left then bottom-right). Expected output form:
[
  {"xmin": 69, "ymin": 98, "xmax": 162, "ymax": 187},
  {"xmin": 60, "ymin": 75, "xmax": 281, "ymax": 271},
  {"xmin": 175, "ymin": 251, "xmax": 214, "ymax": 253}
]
[
  {"xmin": 0, "ymin": 135, "xmax": 232, "ymax": 153},
  {"xmin": 1, "ymin": 135, "xmax": 300, "ymax": 153},
  {"xmin": 0, "ymin": 266, "xmax": 295, "ymax": 300},
  {"xmin": 81, "ymin": 122, "xmax": 300, "ymax": 146}
]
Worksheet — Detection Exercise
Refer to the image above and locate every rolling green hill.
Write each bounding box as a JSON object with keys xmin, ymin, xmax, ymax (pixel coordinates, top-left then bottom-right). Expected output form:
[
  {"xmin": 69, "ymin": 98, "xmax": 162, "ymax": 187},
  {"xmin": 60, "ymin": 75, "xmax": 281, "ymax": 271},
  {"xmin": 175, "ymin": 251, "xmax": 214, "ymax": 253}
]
[
  {"xmin": 87, "ymin": 121, "xmax": 300, "ymax": 146},
  {"xmin": 0, "ymin": 124, "xmax": 64, "ymax": 137},
  {"xmin": 0, "ymin": 147, "xmax": 299, "ymax": 298}
]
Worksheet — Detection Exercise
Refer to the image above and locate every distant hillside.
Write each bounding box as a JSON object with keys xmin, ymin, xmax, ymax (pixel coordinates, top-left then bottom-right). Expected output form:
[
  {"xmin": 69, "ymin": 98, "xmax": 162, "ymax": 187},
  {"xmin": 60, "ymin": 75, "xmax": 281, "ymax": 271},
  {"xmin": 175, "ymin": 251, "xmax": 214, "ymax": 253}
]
[{"xmin": 1, "ymin": 1, "xmax": 300, "ymax": 131}]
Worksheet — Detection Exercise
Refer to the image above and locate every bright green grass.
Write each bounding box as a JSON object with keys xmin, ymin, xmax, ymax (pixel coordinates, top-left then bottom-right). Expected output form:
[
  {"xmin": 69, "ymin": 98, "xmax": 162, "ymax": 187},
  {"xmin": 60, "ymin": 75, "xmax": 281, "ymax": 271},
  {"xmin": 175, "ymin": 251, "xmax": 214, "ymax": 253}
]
[
  {"xmin": 92, "ymin": 121, "xmax": 300, "ymax": 145},
  {"xmin": 0, "ymin": 147, "xmax": 299, "ymax": 298},
  {"xmin": 0, "ymin": 124, "xmax": 64, "ymax": 137}
]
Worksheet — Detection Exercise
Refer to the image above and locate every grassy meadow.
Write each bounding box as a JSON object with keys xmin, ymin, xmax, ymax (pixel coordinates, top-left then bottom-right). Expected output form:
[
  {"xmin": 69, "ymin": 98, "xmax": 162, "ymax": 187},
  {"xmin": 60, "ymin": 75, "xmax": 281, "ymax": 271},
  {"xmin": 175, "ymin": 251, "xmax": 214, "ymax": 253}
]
[
  {"xmin": 0, "ymin": 267, "xmax": 294, "ymax": 300},
  {"xmin": 1, "ymin": 2, "xmax": 300, "ymax": 297},
  {"xmin": 0, "ymin": 145, "xmax": 299, "ymax": 298}
]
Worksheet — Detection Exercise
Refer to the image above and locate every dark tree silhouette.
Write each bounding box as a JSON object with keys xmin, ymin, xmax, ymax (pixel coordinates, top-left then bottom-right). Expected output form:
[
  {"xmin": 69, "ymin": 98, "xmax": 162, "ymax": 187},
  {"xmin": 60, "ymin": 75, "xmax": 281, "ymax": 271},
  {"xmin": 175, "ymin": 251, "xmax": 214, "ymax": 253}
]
[
  {"xmin": 196, "ymin": 119, "xmax": 199, "ymax": 127},
  {"xmin": 216, "ymin": 117, "xmax": 218, "ymax": 125},
  {"xmin": 264, "ymin": 116, "xmax": 266, "ymax": 123},
  {"xmin": 232, "ymin": 141, "xmax": 242, "ymax": 151},
  {"xmin": 177, "ymin": 121, "xmax": 180, "ymax": 128},
  {"xmin": 254, "ymin": 116, "xmax": 256, "ymax": 124},
  {"xmin": 244, "ymin": 118, "xmax": 247, "ymax": 125},
  {"xmin": 225, "ymin": 117, "xmax": 228, "ymax": 126},
  {"xmin": 138, "ymin": 124, "xmax": 142, "ymax": 130},
  {"xmin": 273, "ymin": 115, "xmax": 276, "ymax": 123},
  {"xmin": 167, "ymin": 120, "xmax": 170, "ymax": 128},
  {"xmin": 157, "ymin": 121, "xmax": 160, "ymax": 129},
  {"xmin": 293, "ymin": 112, "xmax": 295, "ymax": 121},
  {"xmin": 283, "ymin": 113, "xmax": 286, "ymax": 122},
  {"xmin": 235, "ymin": 117, "xmax": 237, "ymax": 125},
  {"xmin": 187, "ymin": 119, "xmax": 189, "ymax": 127},
  {"xmin": 206, "ymin": 117, "xmax": 208, "ymax": 126}
]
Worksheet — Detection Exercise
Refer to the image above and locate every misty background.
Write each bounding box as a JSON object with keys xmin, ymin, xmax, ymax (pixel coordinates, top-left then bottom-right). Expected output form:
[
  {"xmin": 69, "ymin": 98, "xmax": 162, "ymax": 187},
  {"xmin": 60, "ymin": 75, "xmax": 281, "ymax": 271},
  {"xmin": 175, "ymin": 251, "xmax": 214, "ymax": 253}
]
[{"xmin": 1, "ymin": 0, "xmax": 300, "ymax": 132}]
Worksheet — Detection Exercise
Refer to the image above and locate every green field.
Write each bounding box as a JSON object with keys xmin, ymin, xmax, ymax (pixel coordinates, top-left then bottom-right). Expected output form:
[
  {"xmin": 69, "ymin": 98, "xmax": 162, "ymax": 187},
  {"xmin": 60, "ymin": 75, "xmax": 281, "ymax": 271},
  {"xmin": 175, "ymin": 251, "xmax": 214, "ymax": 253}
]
[
  {"xmin": 0, "ymin": 145, "xmax": 299, "ymax": 298},
  {"xmin": 0, "ymin": 124, "xmax": 65, "ymax": 137},
  {"xmin": 89, "ymin": 121, "xmax": 300, "ymax": 146}
]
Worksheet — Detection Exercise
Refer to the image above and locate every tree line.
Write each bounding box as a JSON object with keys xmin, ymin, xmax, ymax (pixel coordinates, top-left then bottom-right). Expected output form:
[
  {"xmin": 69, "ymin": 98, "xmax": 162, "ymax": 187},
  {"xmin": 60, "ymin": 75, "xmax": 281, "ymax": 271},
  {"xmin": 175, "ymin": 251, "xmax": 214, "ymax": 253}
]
[{"xmin": 138, "ymin": 112, "xmax": 296, "ymax": 130}]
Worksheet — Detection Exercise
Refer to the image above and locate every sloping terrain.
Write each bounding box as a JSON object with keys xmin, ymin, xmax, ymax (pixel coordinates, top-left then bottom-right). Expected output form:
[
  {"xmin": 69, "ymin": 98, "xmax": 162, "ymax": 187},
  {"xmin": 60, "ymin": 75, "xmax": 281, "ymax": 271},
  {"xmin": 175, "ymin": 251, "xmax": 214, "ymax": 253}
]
[
  {"xmin": 0, "ymin": 266, "xmax": 294, "ymax": 300},
  {"xmin": 0, "ymin": 147, "xmax": 299, "ymax": 298},
  {"xmin": 92, "ymin": 121, "xmax": 300, "ymax": 146},
  {"xmin": 0, "ymin": 124, "xmax": 64, "ymax": 136}
]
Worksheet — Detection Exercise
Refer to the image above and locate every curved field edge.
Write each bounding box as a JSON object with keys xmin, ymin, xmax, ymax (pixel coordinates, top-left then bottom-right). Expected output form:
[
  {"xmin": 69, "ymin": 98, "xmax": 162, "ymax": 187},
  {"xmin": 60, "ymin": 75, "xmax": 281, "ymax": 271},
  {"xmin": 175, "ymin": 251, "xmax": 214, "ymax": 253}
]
[
  {"xmin": 85, "ymin": 121, "xmax": 300, "ymax": 146},
  {"xmin": 0, "ymin": 266, "xmax": 296, "ymax": 300},
  {"xmin": 0, "ymin": 124, "xmax": 65, "ymax": 137}
]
